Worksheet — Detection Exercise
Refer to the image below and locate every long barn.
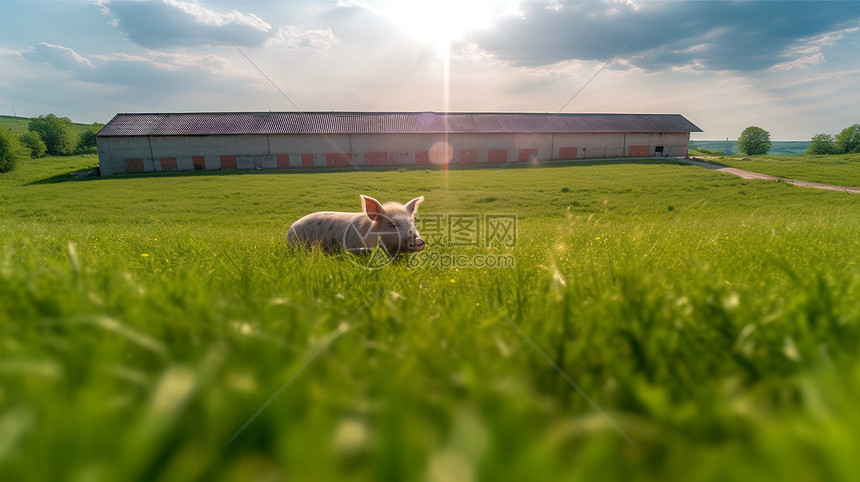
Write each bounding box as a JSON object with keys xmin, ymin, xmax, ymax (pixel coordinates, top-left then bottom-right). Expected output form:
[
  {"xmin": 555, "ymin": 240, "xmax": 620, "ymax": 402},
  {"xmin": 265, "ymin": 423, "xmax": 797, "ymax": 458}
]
[{"xmin": 95, "ymin": 111, "xmax": 702, "ymax": 176}]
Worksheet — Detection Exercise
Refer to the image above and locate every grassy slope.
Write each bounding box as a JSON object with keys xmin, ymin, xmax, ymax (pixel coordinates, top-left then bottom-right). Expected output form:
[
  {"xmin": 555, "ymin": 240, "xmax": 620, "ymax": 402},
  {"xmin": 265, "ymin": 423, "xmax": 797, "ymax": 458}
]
[
  {"xmin": 0, "ymin": 115, "xmax": 103, "ymax": 136},
  {"xmin": 2, "ymin": 155, "xmax": 860, "ymax": 481},
  {"xmin": 0, "ymin": 115, "xmax": 31, "ymax": 134},
  {"xmin": 710, "ymin": 154, "xmax": 860, "ymax": 187}
]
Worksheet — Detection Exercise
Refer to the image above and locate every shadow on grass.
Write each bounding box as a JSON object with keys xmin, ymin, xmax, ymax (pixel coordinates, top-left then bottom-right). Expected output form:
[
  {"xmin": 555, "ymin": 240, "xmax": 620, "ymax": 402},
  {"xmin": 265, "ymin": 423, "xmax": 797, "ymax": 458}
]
[
  {"xmin": 57, "ymin": 157, "xmax": 693, "ymax": 183},
  {"xmin": 685, "ymin": 157, "xmax": 731, "ymax": 169},
  {"xmin": 24, "ymin": 167, "xmax": 101, "ymax": 185}
]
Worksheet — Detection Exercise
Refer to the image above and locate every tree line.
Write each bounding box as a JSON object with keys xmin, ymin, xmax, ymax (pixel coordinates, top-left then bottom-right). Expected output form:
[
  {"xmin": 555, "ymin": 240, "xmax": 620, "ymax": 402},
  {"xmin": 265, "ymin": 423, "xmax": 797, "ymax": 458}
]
[
  {"xmin": 807, "ymin": 124, "xmax": 860, "ymax": 155},
  {"xmin": 0, "ymin": 114, "xmax": 104, "ymax": 173},
  {"xmin": 731, "ymin": 124, "xmax": 859, "ymax": 156}
]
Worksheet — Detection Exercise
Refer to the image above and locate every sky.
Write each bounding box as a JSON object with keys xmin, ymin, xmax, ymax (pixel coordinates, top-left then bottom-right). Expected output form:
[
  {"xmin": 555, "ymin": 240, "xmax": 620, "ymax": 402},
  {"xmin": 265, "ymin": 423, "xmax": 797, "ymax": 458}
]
[{"xmin": 1, "ymin": 0, "xmax": 859, "ymax": 140}]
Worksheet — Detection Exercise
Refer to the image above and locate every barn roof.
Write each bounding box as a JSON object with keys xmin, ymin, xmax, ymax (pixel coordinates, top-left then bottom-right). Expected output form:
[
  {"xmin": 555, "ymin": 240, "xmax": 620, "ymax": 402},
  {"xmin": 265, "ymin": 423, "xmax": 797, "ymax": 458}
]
[{"xmin": 97, "ymin": 112, "xmax": 702, "ymax": 137}]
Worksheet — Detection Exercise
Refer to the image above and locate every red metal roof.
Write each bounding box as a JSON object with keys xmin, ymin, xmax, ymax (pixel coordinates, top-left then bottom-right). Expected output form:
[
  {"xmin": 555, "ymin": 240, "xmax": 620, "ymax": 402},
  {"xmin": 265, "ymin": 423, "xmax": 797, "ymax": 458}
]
[{"xmin": 98, "ymin": 112, "xmax": 702, "ymax": 137}]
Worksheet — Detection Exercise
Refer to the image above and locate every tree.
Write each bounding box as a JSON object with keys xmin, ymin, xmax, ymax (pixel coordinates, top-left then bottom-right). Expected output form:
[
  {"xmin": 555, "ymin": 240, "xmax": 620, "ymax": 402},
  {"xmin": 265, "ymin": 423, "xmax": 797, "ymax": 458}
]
[
  {"xmin": 0, "ymin": 128, "xmax": 29, "ymax": 173},
  {"xmin": 28, "ymin": 114, "xmax": 79, "ymax": 156},
  {"xmin": 76, "ymin": 129, "xmax": 98, "ymax": 154},
  {"xmin": 20, "ymin": 131, "xmax": 47, "ymax": 158},
  {"xmin": 835, "ymin": 124, "xmax": 860, "ymax": 154},
  {"xmin": 738, "ymin": 126, "xmax": 771, "ymax": 156},
  {"xmin": 807, "ymin": 133, "xmax": 837, "ymax": 155},
  {"xmin": 73, "ymin": 123, "xmax": 103, "ymax": 154}
]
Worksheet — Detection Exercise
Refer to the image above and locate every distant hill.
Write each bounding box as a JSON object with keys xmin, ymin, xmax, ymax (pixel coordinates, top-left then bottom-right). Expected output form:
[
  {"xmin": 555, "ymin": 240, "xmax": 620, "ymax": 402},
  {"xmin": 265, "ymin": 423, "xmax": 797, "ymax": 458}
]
[
  {"xmin": 690, "ymin": 140, "xmax": 810, "ymax": 156},
  {"xmin": 0, "ymin": 115, "xmax": 103, "ymax": 136}
]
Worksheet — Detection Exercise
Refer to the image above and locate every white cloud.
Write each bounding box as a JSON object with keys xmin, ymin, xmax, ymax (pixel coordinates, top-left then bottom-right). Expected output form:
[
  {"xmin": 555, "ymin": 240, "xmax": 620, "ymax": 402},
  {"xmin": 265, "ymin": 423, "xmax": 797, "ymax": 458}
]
[
  {"xmin": 102, "ymin": 0, "xmax": 272, "ymax": 47},
  {"xmin": 88, "ymin": 50, "xmax": 244, "ymax": 77},
  {"xmin": 468, "ymin": 2, "xmax": 860, "ymax": 72},
  {"xmin": 769, "ymin": 53, "xmax": 825, "ymax": 72},
  {"xmin": 770, "ymin": 26, "xmax": 860, "ymax": 71},
  {"xmin": 450, "ymin": 42, "xmax": 503, "ymax": 64},
  {"xmin": 672, "ymin": 44, "xmax": 709, "ymax": 55},
  {"xmin": 265, "ymin": 26, "xmax": 338, "ymax": 49},
  {"xmin": 335, "ymin": 0, "xmax": 372, "ymax": 8},
  {"xmin": 163, "ymin": 0, "xmax": 270, "ymax": 30},
  {"xmin": 0, "ymin": 47, "xmax": 23, "ymax": 58},
  {"xmin": 23, "ymin": 43, "xmax": 95, "ymax": 71},
  {"xmin": 15, "ymin": 40, "xmax": 261, "ymax": 102},
  {"xmin": 671, "ymin": 60, "xmax": 706, "ymax": 74}
]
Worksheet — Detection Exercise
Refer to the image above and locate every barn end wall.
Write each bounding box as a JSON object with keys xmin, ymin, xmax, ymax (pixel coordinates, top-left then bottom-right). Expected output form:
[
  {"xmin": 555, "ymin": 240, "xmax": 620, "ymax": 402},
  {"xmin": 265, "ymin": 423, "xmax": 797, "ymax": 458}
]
[{"xmin": 97, "ymin": 132, "xmax": 692, "ymax": 175}]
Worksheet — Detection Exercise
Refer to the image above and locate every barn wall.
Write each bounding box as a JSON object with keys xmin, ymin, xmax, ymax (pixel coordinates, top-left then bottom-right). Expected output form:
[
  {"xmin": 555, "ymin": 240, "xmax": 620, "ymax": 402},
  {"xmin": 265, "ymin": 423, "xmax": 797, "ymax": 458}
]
[
  {"xmin": 97, "ymin": 136, "xmax": 151, "ymax": 176},
  {"xmin": 448, "ymin": 133, "xmax": 552, "ymax": 163},
  {"xmin": 350, "ymin": 133, "xmax": 441, "ymax": 165},
  {"xmin": 268, "ymin": 134, "xmax": 351, "ymax": 168},
  {"xmin": 150, "ymin": 135, "xmax": 270, "ymax": 172},
  {"xmin": 97, "ymin": 131, "xmax": 692, "ymax": 175},
  {"xmin": 552, "ymin": 133, "xmax": 625, "ymax": 159},
  {"xmin": 550, "ymin": 132, "xmax": 691, "ymax": 159}
]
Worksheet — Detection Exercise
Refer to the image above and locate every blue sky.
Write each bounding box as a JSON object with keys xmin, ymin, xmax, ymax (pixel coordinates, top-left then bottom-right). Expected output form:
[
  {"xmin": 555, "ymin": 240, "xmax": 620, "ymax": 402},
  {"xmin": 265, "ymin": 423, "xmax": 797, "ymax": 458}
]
[{"xmin": 1, "ymin": 0, "xmax": 859, "ymax": 140}]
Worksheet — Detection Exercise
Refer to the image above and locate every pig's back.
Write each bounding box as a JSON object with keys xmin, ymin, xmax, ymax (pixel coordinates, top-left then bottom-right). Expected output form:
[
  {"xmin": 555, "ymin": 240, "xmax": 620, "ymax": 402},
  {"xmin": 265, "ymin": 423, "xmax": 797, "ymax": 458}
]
[{"xmin": 287, "ymin": 212, "xmax": 367, "ymax": 250}]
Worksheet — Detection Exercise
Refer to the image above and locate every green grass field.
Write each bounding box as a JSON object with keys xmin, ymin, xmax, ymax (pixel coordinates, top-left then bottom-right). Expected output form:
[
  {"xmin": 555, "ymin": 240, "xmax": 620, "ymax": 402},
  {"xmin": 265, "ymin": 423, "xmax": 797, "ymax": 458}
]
[
  {"xmin": 0, "ymin": 115, "xmax": 31, "ymax": 134},
  {"xmin": 711, "ymin": 154, "xmax": 860, "ymax": 187},
  {"xmin": 2, "ymin": 154, "xmax": 860, "ymax": 481}
]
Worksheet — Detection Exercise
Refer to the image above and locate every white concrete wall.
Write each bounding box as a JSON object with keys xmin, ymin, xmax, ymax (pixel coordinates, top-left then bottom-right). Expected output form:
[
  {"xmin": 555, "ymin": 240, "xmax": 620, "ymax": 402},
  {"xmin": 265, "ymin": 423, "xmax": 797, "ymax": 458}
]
[
  {"xmin": 551, "ymin": 132, "xmax": 691, "ymax": 159},
  {"xmin": 350, "ymin": 133, "xmax": 441, "ymax": 165},
  {"xmin": 268, "ymin": 134, "xmax": 351, "ymax": 167},
  {"xmin": 97, "ymin": 131, "xmax": 692, "ymax": 175},
  {"xmin": 552, "ymin": 133, "xmax": 625, "ymax": 159},
  {"xmin": 97, "ymin": 136, "xmax": 150, "ymax": 176},
  {"xmin": 449, "ymin": 133, "xmax": 552, "ymax": 163}
]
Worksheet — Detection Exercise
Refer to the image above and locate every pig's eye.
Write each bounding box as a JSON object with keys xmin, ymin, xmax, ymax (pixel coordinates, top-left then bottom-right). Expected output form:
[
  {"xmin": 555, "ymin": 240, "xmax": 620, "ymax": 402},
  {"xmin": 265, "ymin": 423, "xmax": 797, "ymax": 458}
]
[{"xmin": 389, "ymin": 221, "xmax": 400, "ymax": 228}]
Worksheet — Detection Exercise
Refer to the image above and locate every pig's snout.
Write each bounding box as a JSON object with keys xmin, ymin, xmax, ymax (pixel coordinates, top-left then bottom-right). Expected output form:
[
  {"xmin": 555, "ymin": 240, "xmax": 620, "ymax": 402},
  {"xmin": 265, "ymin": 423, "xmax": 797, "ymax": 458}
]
[{"xmin": 409, "ymin": 237, "xmax": 425, "ymax": 252}]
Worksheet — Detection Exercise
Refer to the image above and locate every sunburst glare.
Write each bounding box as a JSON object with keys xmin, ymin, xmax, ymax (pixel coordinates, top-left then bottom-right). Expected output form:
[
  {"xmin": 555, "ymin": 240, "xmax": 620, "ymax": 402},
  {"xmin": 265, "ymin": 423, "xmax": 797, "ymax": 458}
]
[{"xmin": 378, "ymin": 0, "xmax": 521, "ymax": 58}]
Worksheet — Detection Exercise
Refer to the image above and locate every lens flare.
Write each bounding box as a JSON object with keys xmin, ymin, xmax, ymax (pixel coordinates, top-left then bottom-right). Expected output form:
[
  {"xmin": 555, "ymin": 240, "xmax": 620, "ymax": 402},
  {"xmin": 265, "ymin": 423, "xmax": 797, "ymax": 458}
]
[{"xmin": 429, "ymin": 141, "xmax": 453, "ymax": 165}]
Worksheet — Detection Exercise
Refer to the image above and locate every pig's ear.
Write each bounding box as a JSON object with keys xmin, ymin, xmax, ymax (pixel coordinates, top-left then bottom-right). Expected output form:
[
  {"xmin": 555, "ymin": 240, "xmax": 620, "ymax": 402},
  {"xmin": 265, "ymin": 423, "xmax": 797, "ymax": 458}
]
[
  {"xmin": 404, "ymin": 196, "xmax": 424, "ymax": 218},
  {"xmin": 361, "ymin": 195, "xmax": 385, "ymax": 221}
]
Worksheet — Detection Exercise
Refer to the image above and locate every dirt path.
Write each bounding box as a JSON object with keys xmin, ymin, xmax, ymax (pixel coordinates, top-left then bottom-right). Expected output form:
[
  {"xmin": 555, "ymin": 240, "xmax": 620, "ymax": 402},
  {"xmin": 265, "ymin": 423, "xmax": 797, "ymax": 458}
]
[{"xmin": 682, "ymin": 159, "xmax": 860, "ymax": 194}]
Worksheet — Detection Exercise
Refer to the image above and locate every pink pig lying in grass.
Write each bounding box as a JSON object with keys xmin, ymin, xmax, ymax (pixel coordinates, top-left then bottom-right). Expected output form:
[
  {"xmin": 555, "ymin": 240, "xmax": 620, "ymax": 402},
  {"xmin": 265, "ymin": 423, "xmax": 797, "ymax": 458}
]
[{"xmin": 287, "ymin": 195, "xmax": 425, "ymax": 256}]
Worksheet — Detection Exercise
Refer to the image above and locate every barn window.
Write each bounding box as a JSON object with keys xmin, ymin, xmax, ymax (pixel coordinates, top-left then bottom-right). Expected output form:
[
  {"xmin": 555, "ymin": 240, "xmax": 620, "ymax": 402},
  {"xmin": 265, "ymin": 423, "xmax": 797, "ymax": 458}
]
[
  {"xmin": 326, "ymin": 153, "xmax": 351, "ymax": 167},
  {"xmin": 628, "ymin": 145, "xmax": 650, "ymax": 157},
  {"xmin": 558, "ymin": 147, "xmax": 578, "ymax": 160},
  {"xmin": 415, "ymin": 151, "xmax": 430, "ymax": 164},
  {"xmin": 365, "ymin": 152, "xmax": 390, "ymax": 166},
  {"xmin": 160, "ymin": 157, "xmax": 177, "ymax": 171},
  {"xmin": 220, "ymin": 155, "xmax": 237, "ymax": 170},
  {"xmin": 301, "ymin": 153, "xmax": 314, "ymax": 168},
  {"xmin": 458, "ymin": 150, "xmax": 478, "ymax": 163},
  {"xmin": 518, "ymin": 148, "xmax": 538, "ymax": 162},
  {"xmin": 488, "ymin": 149, "xmax": 507, "ymax": 163},
  {"xmin": 126, "ymin": 158, "xmax": 144, "ymax": 173}
]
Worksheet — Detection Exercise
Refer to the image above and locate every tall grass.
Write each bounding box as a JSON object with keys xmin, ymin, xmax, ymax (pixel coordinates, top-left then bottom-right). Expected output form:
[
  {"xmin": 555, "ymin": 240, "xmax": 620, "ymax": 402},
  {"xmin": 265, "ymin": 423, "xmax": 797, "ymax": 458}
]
[{"xmin": 1, "ymin": 155, "xmax": 859, "ymax": 481}]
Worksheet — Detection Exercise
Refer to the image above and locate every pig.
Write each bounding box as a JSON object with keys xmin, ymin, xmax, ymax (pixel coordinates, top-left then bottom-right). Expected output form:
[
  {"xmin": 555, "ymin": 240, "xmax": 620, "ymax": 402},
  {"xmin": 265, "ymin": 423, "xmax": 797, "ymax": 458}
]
[{"xmin": 287, "ymin": 195, "xmax": 426, "ymax": 256}]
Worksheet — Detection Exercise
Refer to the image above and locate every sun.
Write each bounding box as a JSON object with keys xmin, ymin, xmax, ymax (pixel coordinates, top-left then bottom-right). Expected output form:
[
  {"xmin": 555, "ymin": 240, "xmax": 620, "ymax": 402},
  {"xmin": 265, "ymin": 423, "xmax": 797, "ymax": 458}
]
[{"xmin": 378, "ymin": 0, "xmax": 520, "ymax": 57}]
